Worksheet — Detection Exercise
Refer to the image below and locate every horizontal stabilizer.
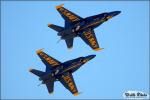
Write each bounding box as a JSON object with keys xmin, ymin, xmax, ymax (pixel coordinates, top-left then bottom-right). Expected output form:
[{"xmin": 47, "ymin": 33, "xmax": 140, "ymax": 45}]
[
  {"xmin": 65, "ymin": 38, "xmax": 74, "ymax": 49},
  {"xmin": 48, "ymin": 24, "xmax": 64, "ymax": 32},
  {"xmin": 46, "ymin": 79, "xmax": 54, "ymax": 94},
  {"xmin": 29, "ymin": 68, "xmax": 45, "ymax": 77}
]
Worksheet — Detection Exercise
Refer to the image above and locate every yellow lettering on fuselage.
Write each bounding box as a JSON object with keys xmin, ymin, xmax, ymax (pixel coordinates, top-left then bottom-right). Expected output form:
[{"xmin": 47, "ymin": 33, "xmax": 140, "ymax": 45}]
[
  {"xmin": 80, "ymin": 18, "xmax": 105, "ymax": 30},
  {"xmin": 107, "ymin": 16, "xmax": 112, "ymax": 19},
  {"xmin": 62, "ymin": 62, "xmax": 81, "ymax": 73}
]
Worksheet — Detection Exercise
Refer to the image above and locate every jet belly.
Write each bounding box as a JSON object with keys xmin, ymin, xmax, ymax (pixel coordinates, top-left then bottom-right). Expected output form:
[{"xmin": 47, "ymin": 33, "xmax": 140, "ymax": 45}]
[
  {"xmin": 72, "ymin": 21, "xmax": 85, "ymax": 32},
  {"xmin": 60, "ymin": 29, "xmax": 77, "ymax": 39},
  {"xmin": 87, "ymin": 20, "xmax": 102, "ymax": 29},
  {"xmin": 80, "ymin": 17, "xmax": 104, "ymax": 30},
  {"xmin": 60, "ymin": 62, "xmax": 82, "ymax": 74}
]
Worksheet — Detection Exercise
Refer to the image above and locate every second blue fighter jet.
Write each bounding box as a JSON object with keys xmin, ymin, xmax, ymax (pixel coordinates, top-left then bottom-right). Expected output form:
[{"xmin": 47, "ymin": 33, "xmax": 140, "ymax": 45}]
[
  {"xmin": 29, "ymin": 49, "xmax": 96, "ymax": 96},
  {"xmin": 48, "ymin": 4, "xmax": 121, "ymax": 51}
]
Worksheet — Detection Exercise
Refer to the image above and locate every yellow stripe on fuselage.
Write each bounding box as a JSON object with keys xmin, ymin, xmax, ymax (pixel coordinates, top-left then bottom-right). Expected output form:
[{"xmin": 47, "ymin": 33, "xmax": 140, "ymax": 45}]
[
  {"xmin": 62, "ymin": 63, "xmax": 81, "ymax": 73},
  {"xmin": 80, "ymin": 19, "xmax": 105, "ymax": 30}
]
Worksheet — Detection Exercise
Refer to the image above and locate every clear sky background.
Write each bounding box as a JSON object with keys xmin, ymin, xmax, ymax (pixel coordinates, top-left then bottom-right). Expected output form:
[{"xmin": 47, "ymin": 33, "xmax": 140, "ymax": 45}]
[{"xmin": 1, "ymin": 1, "xmax": 149, "ymax": 99}]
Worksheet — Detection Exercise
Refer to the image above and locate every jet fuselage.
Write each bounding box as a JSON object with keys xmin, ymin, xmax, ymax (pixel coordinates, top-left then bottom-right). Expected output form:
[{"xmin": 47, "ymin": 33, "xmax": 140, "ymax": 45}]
[
  {"xmin": 48, "ymin": 4, "xmax": 121, "ymax": 50},
  {"xmin": 39, "ymin": 55, "xmax": 95, "ymax": 82},
  {"xmin": 59, "ymin": 11, "xmax": 121, "ymax": 39}
]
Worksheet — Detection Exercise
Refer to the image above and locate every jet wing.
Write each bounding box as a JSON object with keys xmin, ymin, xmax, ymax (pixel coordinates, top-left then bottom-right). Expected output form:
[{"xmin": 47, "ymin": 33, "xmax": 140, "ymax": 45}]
[
  {"xmin": 59, "ymin": 72, "xmax": 79, "ymax": 96},
  {"xmin": 65, "ymin": 38, "xmax": 74, "ymax": 49},
  {"xmin": 56, "ymin": 4, "xmax": 83, "ymax": 23},
  {"xmin": 79, "ymin": 29, "xmax": 103, "ymax": 51},
  {"xmin": 36, "ymin": 49, "xmax": 61, "ymax": 71}
]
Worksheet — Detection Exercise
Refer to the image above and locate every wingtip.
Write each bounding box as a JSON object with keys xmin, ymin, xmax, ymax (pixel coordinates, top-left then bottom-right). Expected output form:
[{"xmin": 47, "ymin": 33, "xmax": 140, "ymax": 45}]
[
  {"xmin": 36, "ymin": 48, "xmax": 44, "ymax": 54},
  {"xmin": 100, "ymin": 48, "xmax": 104, "ymax": 50},
  {"xmin": 47, "ymin": 23, "xmax": 52, "ymax": 27},
  {"xmin": 55, "ymin": 4, "xmax": 64, "ymax": 9},
  {"xmin": 29, "ymin": 68, "xmax": 33, "ymax": 72},
  {"xmin": 49, "ymin": 92, "xmax": 54, "ymax": 95},
  {"xmin": 68, "ymin": 46, "xmax": 73, "ymax": 50},
  {"xmin": 94, "ymin": 48, "xmax": 104, "ymax": 51},
  {"xmin": 73, "ymin": 92, "xmax": 79, "ymax": 96}
]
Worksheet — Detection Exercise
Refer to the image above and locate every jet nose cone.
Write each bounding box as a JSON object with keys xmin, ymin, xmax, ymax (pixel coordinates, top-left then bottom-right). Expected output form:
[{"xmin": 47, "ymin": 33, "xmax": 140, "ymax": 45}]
[
  {"xmin": 86, "ymin": 55, "xmax": 96, "ymax": 60},
  {"xmin": 115, "ymin": 11, "xmax": 121, "ymax": 15},
  {"xmin": 110, "ymin": 11, "xmax": 121, "ymax": 17}
]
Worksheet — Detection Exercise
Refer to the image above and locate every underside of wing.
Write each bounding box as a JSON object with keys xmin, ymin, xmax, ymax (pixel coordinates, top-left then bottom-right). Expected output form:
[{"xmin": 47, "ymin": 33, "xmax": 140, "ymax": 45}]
[
  {"xmin": 59, "ymin": 72, "xmax": 79, "ymax": 96},
  {"xmin": 79, "ymin": 29, "xmax": 103, "ymax": 51},
  {"xmin": 36, "ymin": 49, "xmax": 61, "ymax": 71},
  {"xmin": 56, "ymin": 4, "xmax": 83, "ymax": 23}
]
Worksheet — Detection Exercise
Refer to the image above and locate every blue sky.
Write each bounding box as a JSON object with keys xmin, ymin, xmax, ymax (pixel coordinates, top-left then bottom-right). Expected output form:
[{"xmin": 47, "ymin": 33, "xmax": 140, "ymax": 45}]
[{"xmin": 1, "ymin": 1, "xmax": 149, "ymax": 99}]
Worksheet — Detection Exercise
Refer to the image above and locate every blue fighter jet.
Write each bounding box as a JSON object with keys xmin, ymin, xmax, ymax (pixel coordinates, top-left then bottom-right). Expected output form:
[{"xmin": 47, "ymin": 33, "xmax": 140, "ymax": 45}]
[
  {"xmin": 48, "ymin": 4, "xmax": 121, "ymax": 51},
  {"xmin": 29, "ymin": 49, "xmax": 96, "ymax": 96}
]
